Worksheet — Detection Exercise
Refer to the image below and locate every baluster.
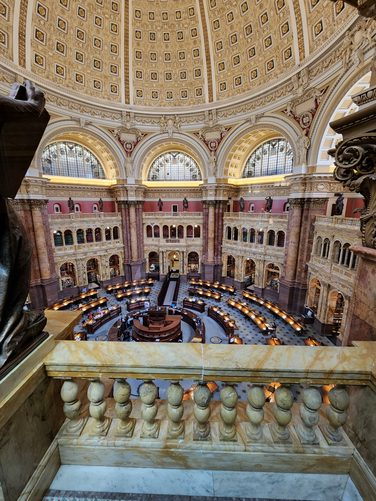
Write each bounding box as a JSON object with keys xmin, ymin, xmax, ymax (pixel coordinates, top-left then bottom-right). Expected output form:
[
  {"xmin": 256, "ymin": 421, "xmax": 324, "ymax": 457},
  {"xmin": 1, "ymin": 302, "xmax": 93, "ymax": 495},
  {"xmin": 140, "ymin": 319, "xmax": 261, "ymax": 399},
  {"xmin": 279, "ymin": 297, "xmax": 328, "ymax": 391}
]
[
  {"xmin": 270, "ymin": 385, "xmax": 293, "ymax": 443},
  {"xmin": 113, "ymin": 379, "xmax": 135, "ymax": 437},
  {"xmin": 167, "ymin": 381, "xmax": 185, "ymax": 439},
  {"xmin": 193, "ymin": 382, "xmax": 212, "ymax": 441},
  {"xmin": 60, "ymin": 379, "xmax": 86, "ymax": 435},
  {"xmin": 245, "ymin": 385, "xmax": 265, "ymax": 442},
  {"xmin": 140, "ymin": 380, "xmax": 160, "ymax": 438},
  {"xmin": 297, "ymin": 387, "xmax": 322, "ymax": 445},
  {"xmin": 219, "ymin": 384, "xmax": 238, "ymax": 441},
  {"xmin": 320, "ymin": 385, "xmax": 349, "ymax": 444},
  {"xmin": 86, "ymin": 379, "xmax": 110, "ymax": 436}
]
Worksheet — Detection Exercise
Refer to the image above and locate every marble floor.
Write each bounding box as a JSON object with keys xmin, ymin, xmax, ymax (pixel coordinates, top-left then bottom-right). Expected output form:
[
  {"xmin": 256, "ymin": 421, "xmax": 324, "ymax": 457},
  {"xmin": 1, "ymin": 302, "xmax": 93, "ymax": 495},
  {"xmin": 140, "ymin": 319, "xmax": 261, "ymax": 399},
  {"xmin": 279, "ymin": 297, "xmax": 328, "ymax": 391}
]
[{"xmin": 43, "ymin": 466, "xmax": 363, "ymax": 501}]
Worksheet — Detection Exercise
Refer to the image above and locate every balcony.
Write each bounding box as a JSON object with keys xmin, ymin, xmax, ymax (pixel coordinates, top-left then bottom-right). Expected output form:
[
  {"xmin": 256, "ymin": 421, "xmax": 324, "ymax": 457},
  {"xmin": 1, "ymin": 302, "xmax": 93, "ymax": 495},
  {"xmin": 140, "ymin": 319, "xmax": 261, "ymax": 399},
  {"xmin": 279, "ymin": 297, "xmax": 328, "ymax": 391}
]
[
  {"xmin": 143, "ymin": 212, "xmax": 203, "ymax": 219},
  {"xmin": 49, "ymin": 212, "xmax": 120, "ymax": 220},
  {"xmin": 1, "ymin": 314, "xmax": 375, "ymax": 500}
]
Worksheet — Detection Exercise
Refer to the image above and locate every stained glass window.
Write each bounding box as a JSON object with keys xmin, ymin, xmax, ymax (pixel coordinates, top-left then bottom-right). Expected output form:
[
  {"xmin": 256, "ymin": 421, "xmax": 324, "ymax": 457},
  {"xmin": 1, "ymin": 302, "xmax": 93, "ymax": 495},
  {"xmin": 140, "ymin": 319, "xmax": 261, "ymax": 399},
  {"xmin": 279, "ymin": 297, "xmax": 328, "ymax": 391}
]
[
  {"xmin": 243, "ymin": 139, "xmax": 293, "ymax": 178},
  {"xmin": 41, "ymin": 142, "xmax": 106, "ymax": 179}
]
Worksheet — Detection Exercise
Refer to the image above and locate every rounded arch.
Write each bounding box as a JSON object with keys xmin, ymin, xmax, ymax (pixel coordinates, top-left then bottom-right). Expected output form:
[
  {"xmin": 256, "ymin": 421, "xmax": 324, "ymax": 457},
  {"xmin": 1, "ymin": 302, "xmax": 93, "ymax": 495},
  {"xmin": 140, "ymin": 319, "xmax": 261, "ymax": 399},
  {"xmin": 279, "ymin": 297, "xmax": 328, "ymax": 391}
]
[
  {"xmin": 60, "ymin": 262, "xmax": 76, "ymax": 289},
  {"xmin": 132, "ymin": 132, "xmax": 211, "ymax": 182},
  {"xmin": 309, "ymin": 63, "xmax": 373, "ymax": 166},
  {"xmin": 326, "ymin": 289, "xmax": 345, "ymax": 334},
  {"xmin": 307, "ymin": 278, "xmax": 321, "ymax": 311},
  {"xmin": 34, "ymin": 119, "xmax": 126, "ymax": 179},
  {"xmin": 216, "ymin": 115, "xmax": 301, "ymax": 179}
]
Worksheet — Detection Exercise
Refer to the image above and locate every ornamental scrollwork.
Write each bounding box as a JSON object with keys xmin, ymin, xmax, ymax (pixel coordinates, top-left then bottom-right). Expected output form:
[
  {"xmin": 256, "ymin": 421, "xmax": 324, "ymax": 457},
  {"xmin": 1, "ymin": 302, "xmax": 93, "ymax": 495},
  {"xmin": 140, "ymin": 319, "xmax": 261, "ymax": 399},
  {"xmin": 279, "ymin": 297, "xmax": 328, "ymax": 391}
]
[{"xmin": 329, "ymin": 134, "xmax": 376, "ymax": 249}]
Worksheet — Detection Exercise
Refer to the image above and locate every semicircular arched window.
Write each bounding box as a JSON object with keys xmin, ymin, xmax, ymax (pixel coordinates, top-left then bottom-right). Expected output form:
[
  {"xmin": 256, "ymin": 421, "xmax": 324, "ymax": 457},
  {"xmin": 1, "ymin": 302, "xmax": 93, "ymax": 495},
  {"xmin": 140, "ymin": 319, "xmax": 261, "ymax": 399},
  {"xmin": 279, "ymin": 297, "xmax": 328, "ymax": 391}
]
[
  {"xmin": 243, "ymin": 138, "xmax": 294, "ymax": 178},
  {"xmin": 41, "ymin": 141, "xmax": 106, "ymax": 179},
  {"xmin": 148, "ymin": 151, "xmax": 202, "ymax": 181}
]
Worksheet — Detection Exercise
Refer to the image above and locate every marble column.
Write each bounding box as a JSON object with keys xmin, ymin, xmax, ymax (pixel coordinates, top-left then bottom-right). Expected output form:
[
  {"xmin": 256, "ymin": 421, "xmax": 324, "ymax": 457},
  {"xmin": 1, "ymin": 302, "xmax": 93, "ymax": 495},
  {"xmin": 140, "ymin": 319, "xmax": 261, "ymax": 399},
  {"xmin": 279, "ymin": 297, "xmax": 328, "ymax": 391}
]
[
  {"xmin": 201, "ymin": 200, "xmax": 225, "ymax": 281},
  {"xmin": 11, "ymin": 199, "xmax": 59, "ymax": 309},
  {"xmin": 279, "ymin": 198, "xmax": 327, "ymax": 312},
  {"xmin": 118, "ymin": 201, "xmax": 145, "ymax": 281}
]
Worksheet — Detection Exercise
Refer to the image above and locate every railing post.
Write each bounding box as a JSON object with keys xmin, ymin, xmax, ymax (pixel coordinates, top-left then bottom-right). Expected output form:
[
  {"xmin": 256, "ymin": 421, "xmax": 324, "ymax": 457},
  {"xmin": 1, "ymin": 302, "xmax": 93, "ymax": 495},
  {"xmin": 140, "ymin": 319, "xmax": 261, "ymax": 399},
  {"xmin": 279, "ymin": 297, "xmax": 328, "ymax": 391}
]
[
  {"xmin": 60, "ymin": 379, "xmax": 86, "ymax": 436},
  {"xmin": 297, "ymin": 386, "xmax": 322, "ymax": 445},
  {"xmin": 320, "ymin": 385, "xmax": 349, "ymax": 444},
  {"xmin": 219, "ymin": 384, "xmax": 238, "ymax": 441},
  {"xmin": 167, "ymin": 381, "xmax": 185, "ymax": 439},
  {"xmin": 193, "ymin": 382, "xmax": 212, "ymax": 441},
  {"xmin": 270, "ymin": 385, "xmax": 293, "ymax": 443},
  {"xmin": 113, "ymin": 379, "xmax": 135, "ymax": 437},
  {"xmin": 140, "ymin": 380, "xmax": 160, "ymax": 438},
  {"xmin": 245, "ymin": 385, "xmax": 265, "ymax": 442},
  {"xmin": 86, "ymin": 379, "xmax": 110, "ymax": 436}
]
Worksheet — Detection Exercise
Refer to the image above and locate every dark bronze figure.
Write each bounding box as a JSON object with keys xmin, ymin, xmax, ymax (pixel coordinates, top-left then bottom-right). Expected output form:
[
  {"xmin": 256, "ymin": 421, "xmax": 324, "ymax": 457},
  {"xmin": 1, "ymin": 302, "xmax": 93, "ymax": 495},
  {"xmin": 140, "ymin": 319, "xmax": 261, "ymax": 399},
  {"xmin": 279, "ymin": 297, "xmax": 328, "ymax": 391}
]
[
  {"xmin": 183, "ymin": 197, "xmax": 188, "ymax": 210},
  {"xmin": 68, "ymin": 196, "xmax": 74, "ymax": 212},
  {"xmin": 239, "ymin": 197, "xmax": 245, "ymax": 212},
  {"xmin": 158, "ymin": 198, "xmax": 163, "ymax": 211},
  {"xmin": 333, "ymin": 193, "xmax": 344, "ymax": 216},
  {"xmin": 265, "ymin": 196, "xmax": 273, "ymax": 213},
  {"xmin": 0, "ymin": 80, "xmax": 50, "ymax": 368}
]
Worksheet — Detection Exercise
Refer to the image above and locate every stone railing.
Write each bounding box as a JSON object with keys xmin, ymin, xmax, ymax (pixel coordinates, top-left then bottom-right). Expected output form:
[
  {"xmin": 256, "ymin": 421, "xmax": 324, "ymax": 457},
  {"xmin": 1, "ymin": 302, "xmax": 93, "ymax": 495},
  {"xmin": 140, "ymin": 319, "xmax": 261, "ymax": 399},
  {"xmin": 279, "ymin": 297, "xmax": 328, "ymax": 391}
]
[
  {"xmin": 49, "ymin": 212, "xmax": 120, "ymax": 220},
  {"xmin": 143, "ymin": 212, "xmax": 203, "ymax": 218},
  {"xmin": 44, "ymin": 341, "xmax": 376, "ymax": 472},
  {"xmin": 314, "ymin": 216, "xmax": 361, "ymax": 230}
]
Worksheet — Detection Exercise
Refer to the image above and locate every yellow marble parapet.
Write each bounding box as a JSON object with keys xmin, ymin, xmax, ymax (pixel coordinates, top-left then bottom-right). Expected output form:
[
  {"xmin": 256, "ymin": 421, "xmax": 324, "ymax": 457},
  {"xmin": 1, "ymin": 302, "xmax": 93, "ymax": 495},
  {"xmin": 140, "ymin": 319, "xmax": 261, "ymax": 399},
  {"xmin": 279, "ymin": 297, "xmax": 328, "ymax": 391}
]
[
  {"xmin": 44, "ymin": 341, "xmax": 376, "ymax": 386},
  {"xmin": 45, "ymin": 310, "xmax": 82, "ymax": 340}
]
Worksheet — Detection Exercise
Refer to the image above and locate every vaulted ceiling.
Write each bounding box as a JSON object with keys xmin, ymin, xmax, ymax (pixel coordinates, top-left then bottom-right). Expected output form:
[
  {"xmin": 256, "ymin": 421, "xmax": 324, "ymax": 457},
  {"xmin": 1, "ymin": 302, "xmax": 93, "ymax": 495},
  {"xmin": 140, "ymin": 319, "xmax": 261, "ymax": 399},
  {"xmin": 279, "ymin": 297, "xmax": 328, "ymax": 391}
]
[{"xmin": 0, "ymin": 0, "xmax": 356, "ymax": 109}]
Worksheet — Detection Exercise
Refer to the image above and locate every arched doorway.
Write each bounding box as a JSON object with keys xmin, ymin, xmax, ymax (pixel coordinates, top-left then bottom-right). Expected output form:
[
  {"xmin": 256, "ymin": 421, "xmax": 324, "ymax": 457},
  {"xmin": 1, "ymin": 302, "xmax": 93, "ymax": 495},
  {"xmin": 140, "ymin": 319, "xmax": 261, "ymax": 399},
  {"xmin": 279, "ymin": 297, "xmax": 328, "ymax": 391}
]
[
  {"xmin": 109, "ymin": 255, "xmax": 120, "ymax": 278},
  {"xmin": 265, "ymin": 263, "xmax": 280, "ymax": 291},
  {"xmin": 60, "ymin": 262, "xmax": 76, "ymax": 289},
  {"xmin": 244, "ymin": 258, "xmax": 256, "ymax": 285},
  {"xmin": 167, "ymin": 251, "xmax": 180, "ymax": 272},
  {"xmin": 87, "ymin": 258, "xmax": 100, "ymax": 284},
  {"xmin": 188, "ymin": 251, "xmax": 199, "ymax": 273},
  {"xmin": 307, "ymin": 278, "xmax": 321, "ymax": 312},
  {"xmin": 226, "ymin": 255, "xmax": 235, "ymax": 279},
  {"xmin": 327, "ymin": 290, "xmax": 345, "ymax": 335},
  {"xmin": 148, "ymin": 251, "xmax": 160, "ymax": 272}
]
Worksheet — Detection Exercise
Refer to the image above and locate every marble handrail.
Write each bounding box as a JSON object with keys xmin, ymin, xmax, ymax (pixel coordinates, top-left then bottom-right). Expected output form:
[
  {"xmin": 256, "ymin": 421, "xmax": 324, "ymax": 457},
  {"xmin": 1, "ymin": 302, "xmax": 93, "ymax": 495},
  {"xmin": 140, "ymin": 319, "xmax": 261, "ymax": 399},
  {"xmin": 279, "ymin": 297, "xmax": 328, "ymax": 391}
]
[{"xmin": 44, "ymin": 341, "xmax": 376, "ymax": 387}]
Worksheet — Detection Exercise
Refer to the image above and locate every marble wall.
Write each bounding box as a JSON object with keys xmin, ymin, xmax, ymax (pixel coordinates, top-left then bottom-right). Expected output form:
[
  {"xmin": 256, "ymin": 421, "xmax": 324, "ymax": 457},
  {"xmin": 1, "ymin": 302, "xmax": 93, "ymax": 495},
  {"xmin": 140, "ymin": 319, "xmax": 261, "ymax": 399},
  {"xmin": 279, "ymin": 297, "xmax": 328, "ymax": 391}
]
[{"xmin": 0, "ymin": 376, "xmax": 64, "ymax": 501}]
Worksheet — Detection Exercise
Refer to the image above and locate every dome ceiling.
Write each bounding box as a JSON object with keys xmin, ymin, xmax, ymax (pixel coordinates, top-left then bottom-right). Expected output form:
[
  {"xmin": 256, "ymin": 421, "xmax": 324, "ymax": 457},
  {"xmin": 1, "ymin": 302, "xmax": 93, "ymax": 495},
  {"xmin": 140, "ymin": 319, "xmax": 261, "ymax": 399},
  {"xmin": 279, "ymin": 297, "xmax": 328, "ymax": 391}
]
[{"xmin": 0, "ymin": 0, "xmax": 356, "ymax": 109}]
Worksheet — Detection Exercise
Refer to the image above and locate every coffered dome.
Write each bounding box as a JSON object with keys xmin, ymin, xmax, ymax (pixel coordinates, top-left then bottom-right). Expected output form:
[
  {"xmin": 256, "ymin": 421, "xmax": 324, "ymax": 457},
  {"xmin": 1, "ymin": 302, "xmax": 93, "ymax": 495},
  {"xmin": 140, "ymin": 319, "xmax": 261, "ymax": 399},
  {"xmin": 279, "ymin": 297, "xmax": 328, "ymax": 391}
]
[{"xmin": 0, "ymin": 0, "xmax": 357, "ymax": 110}]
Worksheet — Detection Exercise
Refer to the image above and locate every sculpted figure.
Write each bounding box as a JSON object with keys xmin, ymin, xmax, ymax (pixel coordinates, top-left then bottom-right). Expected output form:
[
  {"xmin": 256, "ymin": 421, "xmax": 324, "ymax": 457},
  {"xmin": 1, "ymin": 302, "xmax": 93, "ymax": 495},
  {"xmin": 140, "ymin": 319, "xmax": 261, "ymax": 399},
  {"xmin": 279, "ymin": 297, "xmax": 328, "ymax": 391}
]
[
  {"xmin": 334, "ymin": 193, "xmax": 344, "ymax": 216},
  {"xmin": 265, "ymin": 196, "xmax": 273, "ymax": 213},
  {"xmin": 0, "ymin": 80, "xmax": 50, "ymax": 368},
  {"xmin": 183, "ymin": 197, "xmax": 189, "ymax": 210}
]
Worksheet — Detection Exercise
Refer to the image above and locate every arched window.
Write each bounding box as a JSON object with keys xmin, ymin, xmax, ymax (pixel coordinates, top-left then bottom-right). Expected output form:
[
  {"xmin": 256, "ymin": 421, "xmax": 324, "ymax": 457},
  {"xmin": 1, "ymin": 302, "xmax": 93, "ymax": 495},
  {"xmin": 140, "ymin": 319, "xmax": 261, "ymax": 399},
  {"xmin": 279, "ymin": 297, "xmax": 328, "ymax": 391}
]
[
  {"xmin": 242, "ymin": 227, "xmax": 248, "ymax": 242},
  {"xmin": 95, "ymin": 228, "xmax": 102, "ymax": 242},
  {"xmin": 187, "ymin": 225, "xmax": 193, "ymax": 238},
  {"xmin": 92, "ymin": 203, "xmax": 98, "ymax": 212},
  {"xmin": 233, "ymin": 227, "xmax": 239, "ymax": 241},
  {"xmin": 178, "ymin": 225, "xmax": 184, "ymax": 239},
  {"xmin": 64, "ymin": 230, "xmax": 73, "ymax": 246},
  {"xmin": 153, "ymin": 225, "xmax": 160, "ymax": 238},
  {"xmin": 267, "ymin": 230, "xmax": 275, "ymax": 246},
  {"xmin": 226, "ymin": 226, "xmax": 232, "ymax": 240},
  {"xmin": 277, "ymin": 231, "xmax": 285, "ymax": 247},
  {"xmin": 257, "ymin": 230, "xmax": 264, "ymax": 245},
  {"xmin": 76, "ymin": 229, "xmax": 85, "ymax": 244},
  {"xmin": 283, "ymin": 201, "xmax": 290, "ymax": 212},
  {"xmin": 148, "ymin": 151, "xmax": 202, "ymax": 181},
  {"xmin": 250, "ymin": 228, "xmax": 256, "ymax": 243},
  {"xmin": 351, "ymin": 253, "xmax": 357, "ymax": 270},
  {"xmin": 341, "ymin": 243, "xmax": 351, "ymax": 267},
  {"xmin": 113, "ymin": 226, "xmax": 119, "ymax": 240},
  {"xmin": 333, "ymin": 241, "xmax": 342, "ymax": 263},
  {"xmin": 249, "ymin": 203, "xmax": 255, "ymax": 213},
  {"xmin": 170, "ymin": 225, "xmax": 177, "ymax": 239},
  {"xmin": 41, "ymin": 141, "xmax": 106, "ymax": 179},
  {"xmin": 243, "ymin": 138, "xmax": 294, "ymax": 178},
  {"xmin": 86, "ymin": 228, "xmax": 93, "ymax": 243},
  {"xmin": 53, "ymin": 203, "xmax": 61, "ymax": 213},
  {"xmin": 194, "ymin": 225, "xmax": 200, "ymax": 238},
  {"xmin": 322, "ymin": 238, "xmax": 330, "ymax": 259},
  {"xmin": 109, "ymin": 255, "xmax": 120, "ymax": 277},
  {"xmin": 53, "ymin": 230, "xmax": 63, "ymax": 247},
  {"xmin": 146, "ymin": 225, "xmax": 153, "ymax": 238},
  {"xmin": 315, "ymin": 237, "xmax": 322, "ymax": 256},
  {"xmin": 74, "ymin": 203, "xmax": 81, "ymax": 213},
  {"xmin": 163, "ymin": 225, "xmax": 169, "ymax": 239},
  {"xmin": 105, "ymin": 227, "xmax": 111, "ymax": 241}
]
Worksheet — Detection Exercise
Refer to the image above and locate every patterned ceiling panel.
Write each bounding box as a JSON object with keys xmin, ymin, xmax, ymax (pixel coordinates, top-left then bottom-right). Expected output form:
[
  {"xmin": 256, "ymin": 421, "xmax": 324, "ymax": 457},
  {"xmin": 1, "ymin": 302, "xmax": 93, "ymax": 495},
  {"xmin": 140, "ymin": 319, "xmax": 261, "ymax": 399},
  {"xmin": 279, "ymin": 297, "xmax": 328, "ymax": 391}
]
[
  {"xmin": 30, "ymin": 0, "xmax": 123, "ymax": 102},
  {"xmin": 132, "ymin": 0, "xmax": 207, "ymax": 107},
  {"xmin": 206, "ymin": 0, "xmax": 296, "ymax": 99},
  {"xmin": 0, "ymin": 0, "xmax": 13, "ymax": 60}
]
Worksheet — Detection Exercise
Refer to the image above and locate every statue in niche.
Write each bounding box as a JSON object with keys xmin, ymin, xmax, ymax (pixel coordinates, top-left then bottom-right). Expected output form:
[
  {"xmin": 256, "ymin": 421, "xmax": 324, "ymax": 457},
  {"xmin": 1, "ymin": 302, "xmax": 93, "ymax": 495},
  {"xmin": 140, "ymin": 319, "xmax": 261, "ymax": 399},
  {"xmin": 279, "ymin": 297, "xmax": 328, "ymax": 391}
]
[
  {"xmin": 265, "ymin": 196, "xmax": 273, "ymax": 213},
  {"xmin": 158, "ymin": 198, "xmax": 163, "ymax": 211},
  {"xmin": 183, "ymin": 197, "xmax": 189, "ymax": 210},
  {"xmin": 98, "ymin": 198, "xmax": 104, "ymax": 212},
  {"xmin": 333, "ymin": 193, "xmax": 344, "ymax": 216},
  {"xmin": 68, "ymin": 196, "xmax": 74, "ymax": 212},
  {"xmin": 239, "ymin": 197, "xmax": 245, "ymax": 212},
  {"xmin": 0, "ymin": 80, "xmax": 50, "ymax": 369}
]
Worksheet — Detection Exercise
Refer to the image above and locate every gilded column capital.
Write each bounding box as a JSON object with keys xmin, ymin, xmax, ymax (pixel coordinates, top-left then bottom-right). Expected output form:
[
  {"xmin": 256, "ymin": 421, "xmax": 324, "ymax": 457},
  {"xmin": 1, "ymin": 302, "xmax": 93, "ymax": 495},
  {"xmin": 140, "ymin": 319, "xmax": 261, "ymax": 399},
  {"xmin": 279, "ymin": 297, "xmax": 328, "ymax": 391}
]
[{"xmin": 329, "ymin": 134, "xmax": 376, "ymax": 248}]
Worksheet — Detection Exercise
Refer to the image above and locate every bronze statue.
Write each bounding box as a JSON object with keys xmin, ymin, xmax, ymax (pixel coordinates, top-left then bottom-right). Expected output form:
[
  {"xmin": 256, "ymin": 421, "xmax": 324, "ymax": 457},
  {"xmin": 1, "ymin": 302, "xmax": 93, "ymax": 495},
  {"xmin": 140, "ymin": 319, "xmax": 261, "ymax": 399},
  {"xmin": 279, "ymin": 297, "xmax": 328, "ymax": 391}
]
[
  {"xmin": 0, "ymin": 80, "xmax": 50, "ymax": 369},
  {"xmin": 68, "ymin": 196, "xmax": 74, "ymax": 212},
  {"xmin": 265, "ymin": 196, "xmax": 273, "ymax": 213},
  {"xmin": 239, "ymin": 197, "xmax": 245, "ymax": 212},
  {"xmin": 158, "ymin": 198, "xmax": 163, "ymax": 211},
  {"xmin": 183, "ymin": 197, "xmax": 188, "ymax": 210},
  {"xmin": 333, "ymin": 193, "xmax": 344, "ymax": 216},
  {"xmin": 98, "ymin": 197, "xmax": 104, "ymax": 212}
]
